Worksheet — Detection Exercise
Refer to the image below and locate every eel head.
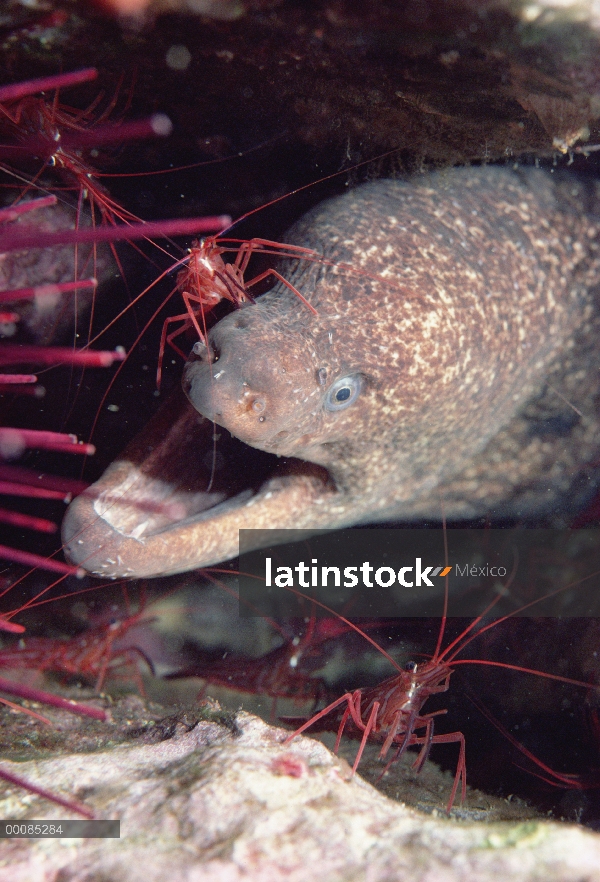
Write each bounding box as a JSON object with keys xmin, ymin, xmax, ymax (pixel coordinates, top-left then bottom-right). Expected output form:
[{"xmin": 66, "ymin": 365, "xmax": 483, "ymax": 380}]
[
  {"xmin": 62, "ymin": 287, "xmax": 391, "ymax": 579},
  {"xmin": 63, "ymin": 171, "xmax": 578, "ymax": 578}
]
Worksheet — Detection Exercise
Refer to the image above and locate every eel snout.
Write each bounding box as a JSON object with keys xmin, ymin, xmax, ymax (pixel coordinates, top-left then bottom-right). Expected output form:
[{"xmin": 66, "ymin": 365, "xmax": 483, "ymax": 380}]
[
  {"xmin": 62, "ymin": 384, "xmax": 336, "ymax": 579},
  {"xmin": 182, "ymin": 312, "xmax": 290, "ymax": 448},
  {"xmin": 183, "ymin": 305, "xmax": 344, "ymax": 458}
]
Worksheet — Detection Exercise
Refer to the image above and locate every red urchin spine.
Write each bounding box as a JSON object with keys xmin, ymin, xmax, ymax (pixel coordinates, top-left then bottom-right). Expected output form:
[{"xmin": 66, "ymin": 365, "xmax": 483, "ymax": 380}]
[{"xmin": 0, "ymin": 68, "xmax": 233, "ymax": 818}]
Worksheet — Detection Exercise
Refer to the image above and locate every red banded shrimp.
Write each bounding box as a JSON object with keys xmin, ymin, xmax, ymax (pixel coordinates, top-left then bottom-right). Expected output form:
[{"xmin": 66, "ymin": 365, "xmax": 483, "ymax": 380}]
[
  {"xmin": 0, "ymin": 68, "xmax": 173, "ymax": 247},
  {"xmin": 168, "ymin": 568, "xmax": 403, "ymax": 724},
  {"xmin": 0, "ymin": 602, "xmax": 155, "ymax": 695},
  {"xmin": 0, "ymin": 565, "xmax": 186, "ymax": 697},
  {"xmin": 0, "ymin": 69, "xmax": 327, "ymax": 407},
  {"xmin": 156, "ymin": 236, "xmax": 319, "ymax": 389},
  {"xmin": 282, "ymin": 565, "xmax": 600, "ymax": 813},
  {"xmin": 171, "ymin": 616, "xmax": 329, "ymax": 721},
  {"xmin": 167, "ymin": 571, "xmax": 348, "ymax": 719},
  {"xmin": 0, "ymin": 66, "xmax": 230, "ymax": 350},
  {"xmin": 0, "ymin": 565, "xmax": 185, "ymax": 818},
  {"xmin": 0, "ymin": 562, "xmax": 138, "ymax": 697}
]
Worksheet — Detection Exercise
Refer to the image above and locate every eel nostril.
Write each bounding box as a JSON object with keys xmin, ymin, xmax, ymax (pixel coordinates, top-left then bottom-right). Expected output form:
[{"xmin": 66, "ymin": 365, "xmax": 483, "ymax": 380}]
[
  {"xmin": 250, "ymin": 396, "xmax": 266, "ymax": 415},
  {"xmin": 192, "ymin": 338, "xmax": 219, "ymax": 364}
]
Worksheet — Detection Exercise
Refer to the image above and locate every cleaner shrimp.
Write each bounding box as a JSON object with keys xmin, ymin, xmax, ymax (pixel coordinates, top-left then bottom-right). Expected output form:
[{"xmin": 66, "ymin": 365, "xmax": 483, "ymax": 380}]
[
  {"xmin": 282, "ymin": 546, "xmax": 600, "ymax": 813},
  {"xmin": 156, "ymin": 236, "xmax": 319, "ymax": 388},
  {"xmin": 0, "ymin": 600, "xmax": 154, "ymax": 695},
  {"xmin": 0, "ymin": 561, "xmax": 188, "ymax": 818}
]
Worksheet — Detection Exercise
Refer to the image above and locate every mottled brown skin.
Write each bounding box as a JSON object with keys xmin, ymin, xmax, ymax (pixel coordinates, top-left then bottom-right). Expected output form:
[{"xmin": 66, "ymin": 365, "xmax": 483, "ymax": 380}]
[{"xmin": 63, "ymin": 167, "xmax": 600, "ymax": 578}]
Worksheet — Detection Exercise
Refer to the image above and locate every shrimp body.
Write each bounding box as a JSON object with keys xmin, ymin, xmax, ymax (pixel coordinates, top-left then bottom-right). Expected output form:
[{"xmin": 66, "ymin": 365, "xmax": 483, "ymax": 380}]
[
  {"xmin": 157, "ymin": 235, "xmax": 318, "ymax": 385},
  {"xmin": 358, "ymin": 662, "xmax": 453, "ymax": 754},
  {"xmin": 287, "ymin": 657, "xmax": 466, "ymax": 810},
  {"xmin": 177, "ymin": 238, "xmax": 250, "ymax": 311},
  {"xmin": 0, "ymin": 612, "xmax": 152, "ymax": 693}
]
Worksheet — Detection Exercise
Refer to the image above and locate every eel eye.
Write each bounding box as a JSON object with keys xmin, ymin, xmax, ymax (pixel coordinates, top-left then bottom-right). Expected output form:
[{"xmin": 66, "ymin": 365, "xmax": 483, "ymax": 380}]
[{"xmin": 324, "ymin": 374, "xmax": 362, "ymax": 412}]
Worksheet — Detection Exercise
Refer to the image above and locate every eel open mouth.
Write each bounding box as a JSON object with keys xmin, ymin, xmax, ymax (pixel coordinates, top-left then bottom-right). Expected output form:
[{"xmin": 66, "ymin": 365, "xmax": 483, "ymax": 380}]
[{"xmin": 62, "ymin": 386, "xmax": 334, "ymax": 579}]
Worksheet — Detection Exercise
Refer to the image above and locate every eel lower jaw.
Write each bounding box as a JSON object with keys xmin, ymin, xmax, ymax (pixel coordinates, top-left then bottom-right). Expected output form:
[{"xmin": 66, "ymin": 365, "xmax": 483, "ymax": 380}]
[{"xmin": 62, "ymin": 389, "xmax": 336, "ymax": 579}]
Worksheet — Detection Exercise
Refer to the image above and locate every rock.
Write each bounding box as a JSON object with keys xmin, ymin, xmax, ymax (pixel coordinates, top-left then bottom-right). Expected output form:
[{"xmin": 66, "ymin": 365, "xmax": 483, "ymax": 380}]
[{"xmin": 1, "ymin": 699, "xmax": 600, "ymax": 882}]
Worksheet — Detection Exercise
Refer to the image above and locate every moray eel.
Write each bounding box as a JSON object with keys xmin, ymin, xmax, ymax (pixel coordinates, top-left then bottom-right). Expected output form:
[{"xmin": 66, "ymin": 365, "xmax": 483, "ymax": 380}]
[{"xmin": 63, "ymin": 166, "xmax": 600, "ymax": 578}]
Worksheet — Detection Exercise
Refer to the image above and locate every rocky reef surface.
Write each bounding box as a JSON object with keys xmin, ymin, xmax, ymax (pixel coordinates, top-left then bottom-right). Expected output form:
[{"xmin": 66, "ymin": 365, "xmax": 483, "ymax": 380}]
[{"xmin": 1, "ymin": 697, "xmax": 600, "ymax": 882}]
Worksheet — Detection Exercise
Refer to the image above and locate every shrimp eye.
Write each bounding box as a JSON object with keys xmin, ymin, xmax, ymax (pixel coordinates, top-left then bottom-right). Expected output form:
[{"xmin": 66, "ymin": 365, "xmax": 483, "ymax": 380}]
[
  {"xmin": 404, "ymin": 661, "xmax": 418, "ymax": 672},
  {"xmin": 324, "ymin": 374, "xmax": 362, "ymax": 412}
]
